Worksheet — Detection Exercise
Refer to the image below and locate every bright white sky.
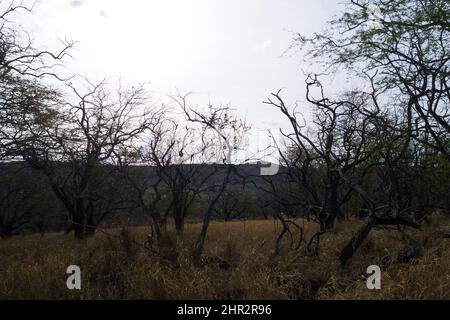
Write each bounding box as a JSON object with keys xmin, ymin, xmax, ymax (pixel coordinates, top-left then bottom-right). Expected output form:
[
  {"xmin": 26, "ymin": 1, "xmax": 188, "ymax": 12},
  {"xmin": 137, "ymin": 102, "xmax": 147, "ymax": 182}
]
[{"xmin": 18, "ymin": 0, "xmax": 344, "ymax": 160}]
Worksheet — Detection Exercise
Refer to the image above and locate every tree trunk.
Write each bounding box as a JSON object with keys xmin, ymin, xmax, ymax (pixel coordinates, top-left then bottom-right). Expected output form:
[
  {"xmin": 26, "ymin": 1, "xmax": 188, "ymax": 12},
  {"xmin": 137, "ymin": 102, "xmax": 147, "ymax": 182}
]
[
  {"xmin": 193, "ymin": 166, "xmax": 232, "ymax": 265},
  {"xmin": 339, "ymin": 213, "xmax": 421, "ymax": 265},
  {"xmin": 339, "ymin": 218, "xmax": 375, "ymax": 265},
  {"xmin": 320, "ymin": 174, "xmax": 341, "ymax": 231},
  {"xmin": 84, "ymin": 209, "xmax": 97, "ymax": 237},
  {"xmin": 151, "ymin": 213, "xmax": 165, "ymax": 241},
  {"xmin": 71, "ymin": 203, "xmax": 96, "ymax": 239},
  {"xmin": 73, "ymin": 222, "xmax": 85, "ymax": 239},
  {"xmin": 174, "ymin": 210, "xmax": 185, "ymax": 233}
]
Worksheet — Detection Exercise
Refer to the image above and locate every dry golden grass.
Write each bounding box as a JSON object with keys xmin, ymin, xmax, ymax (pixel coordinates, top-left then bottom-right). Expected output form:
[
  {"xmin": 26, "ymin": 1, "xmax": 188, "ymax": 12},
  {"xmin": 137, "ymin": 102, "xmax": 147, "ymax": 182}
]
[{"xmin": 0, "ymin": 216, "xmax": 449, "ymax": 300}]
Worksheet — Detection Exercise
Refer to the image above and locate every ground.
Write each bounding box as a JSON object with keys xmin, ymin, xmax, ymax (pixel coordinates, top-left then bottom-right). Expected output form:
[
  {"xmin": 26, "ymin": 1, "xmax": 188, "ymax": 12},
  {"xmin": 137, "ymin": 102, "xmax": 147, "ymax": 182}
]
[{"xmin": 0, "ymin": 216, "xmax": 449, "ymax": 299}]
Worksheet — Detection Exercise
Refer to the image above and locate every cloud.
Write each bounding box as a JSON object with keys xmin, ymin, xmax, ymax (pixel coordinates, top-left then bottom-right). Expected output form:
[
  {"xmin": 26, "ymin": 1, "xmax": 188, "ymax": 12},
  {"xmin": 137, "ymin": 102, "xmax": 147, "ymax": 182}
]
[
  {"xmin": 99, "ymin": 9, "xmax": 107, "ymax": 18},
  {"xmin": 255, "ymin": 40, "xmax": 272, "ymax": 53},
  {"xmin": 70, "ymin": 0, "xmax": 85, "ymax": 7},
  {"xmin": 70, "ymin": 0, "xmax": 96, "ymax": 8}
]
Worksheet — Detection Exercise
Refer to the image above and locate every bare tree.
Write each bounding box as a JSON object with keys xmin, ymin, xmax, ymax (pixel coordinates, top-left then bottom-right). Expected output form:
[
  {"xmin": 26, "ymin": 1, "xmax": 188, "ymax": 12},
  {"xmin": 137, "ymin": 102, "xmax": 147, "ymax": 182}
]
[
  {"xmin": 156, "ymin": 124, "xmax": 219, "ymax": 234},
  {"xmin": 264, "ymin": 77, "xmax": 376, "ymax": 232},
  {"xmin": 0, "ymin": 0, "xmax": 73, "ymax": 79},
  {"xmin": 114, "ymin": 110, "xmax": 171, "ymax": 242},
  {"xmin": 0, "ymin": 0, "xmax": 73, "ymax": 160},
  {"xmin": 172, "ymin": 92, "xmax": 250, "ymax": 263},
  {"xmin": 262, "ymin": 0, "xmax": 450, "ymax": 263},
  {"xmin": 115, "ymin": 113, "xmax": 218, "ymax": 240},
  {"xmin": 18, "ymin": 79, "xmax": 158, "ymax": 238},
  {"xmin": 293, "ymin": 0, "xmax": 450, "ymax": 158}
]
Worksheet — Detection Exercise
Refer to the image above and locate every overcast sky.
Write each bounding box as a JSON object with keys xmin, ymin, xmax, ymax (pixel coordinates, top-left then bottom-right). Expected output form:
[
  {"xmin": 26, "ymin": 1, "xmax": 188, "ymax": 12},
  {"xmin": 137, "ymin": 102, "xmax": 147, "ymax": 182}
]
[{"xmin": 18, "ymin": 0, "xmax": 344, "ymax": 160}]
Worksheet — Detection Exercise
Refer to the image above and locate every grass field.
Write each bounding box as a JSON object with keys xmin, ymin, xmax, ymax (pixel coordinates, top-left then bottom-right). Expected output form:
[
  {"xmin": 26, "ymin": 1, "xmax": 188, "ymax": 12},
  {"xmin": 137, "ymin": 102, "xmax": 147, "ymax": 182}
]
[{"xmin": 0, "ymin": 216, "xmax": 449, "ymax": 300}]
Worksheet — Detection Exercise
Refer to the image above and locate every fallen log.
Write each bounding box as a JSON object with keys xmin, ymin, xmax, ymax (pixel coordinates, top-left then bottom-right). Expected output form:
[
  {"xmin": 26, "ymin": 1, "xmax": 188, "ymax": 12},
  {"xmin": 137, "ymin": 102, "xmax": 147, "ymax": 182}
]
[
  {"xmin": 339, "ymin": 219, "xmax": 375, "ymax": 265},
  {"xmin": 339, "ymin": 214, "xmax": 421, "ymax": 266}
]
